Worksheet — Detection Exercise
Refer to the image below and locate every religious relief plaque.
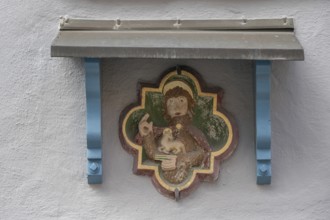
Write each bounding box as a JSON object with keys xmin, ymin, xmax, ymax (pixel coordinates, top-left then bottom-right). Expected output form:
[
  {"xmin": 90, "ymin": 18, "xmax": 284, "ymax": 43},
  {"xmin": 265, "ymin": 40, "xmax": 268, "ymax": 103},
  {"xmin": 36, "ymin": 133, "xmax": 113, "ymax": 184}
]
[{"xmin": 119, "ymin": 66, "xmax": 238, "ymax": 200}]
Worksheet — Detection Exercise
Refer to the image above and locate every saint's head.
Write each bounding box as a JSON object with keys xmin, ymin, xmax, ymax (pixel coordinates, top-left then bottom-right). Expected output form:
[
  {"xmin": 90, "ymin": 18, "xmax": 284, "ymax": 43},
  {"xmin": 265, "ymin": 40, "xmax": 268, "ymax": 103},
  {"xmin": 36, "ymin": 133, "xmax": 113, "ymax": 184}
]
[{"xmin": 163, "ymin": 80, "xmax": 195, "ymax": 120}]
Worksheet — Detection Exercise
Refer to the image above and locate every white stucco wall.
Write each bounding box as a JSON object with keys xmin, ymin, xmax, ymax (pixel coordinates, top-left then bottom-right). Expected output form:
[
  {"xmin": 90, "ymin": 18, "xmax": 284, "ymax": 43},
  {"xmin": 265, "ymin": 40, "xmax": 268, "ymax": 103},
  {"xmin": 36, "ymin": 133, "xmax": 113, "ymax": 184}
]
[{"xmin": 1, "ymin": 0, "xmax": 330, "ymax": 219}]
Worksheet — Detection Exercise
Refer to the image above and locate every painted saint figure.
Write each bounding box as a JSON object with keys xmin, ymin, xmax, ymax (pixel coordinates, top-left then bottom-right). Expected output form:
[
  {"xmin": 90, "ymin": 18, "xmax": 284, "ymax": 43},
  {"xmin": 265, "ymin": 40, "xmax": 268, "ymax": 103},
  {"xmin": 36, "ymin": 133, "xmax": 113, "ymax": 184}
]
[
  {"xmin": 121, "ymin": 68, "xmax": 237, "ymax": 199},
  {"xmin": 136, "ymin": 81, "xmax": 211, "ymax": 184}
]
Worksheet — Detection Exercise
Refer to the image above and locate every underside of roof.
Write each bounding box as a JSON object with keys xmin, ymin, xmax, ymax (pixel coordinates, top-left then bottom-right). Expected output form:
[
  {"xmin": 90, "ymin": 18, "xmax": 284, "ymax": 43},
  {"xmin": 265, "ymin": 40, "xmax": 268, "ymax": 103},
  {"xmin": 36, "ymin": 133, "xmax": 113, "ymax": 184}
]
[{"xmin": 51, "ymin": 18, "xmax": 304, "ymax": 60}]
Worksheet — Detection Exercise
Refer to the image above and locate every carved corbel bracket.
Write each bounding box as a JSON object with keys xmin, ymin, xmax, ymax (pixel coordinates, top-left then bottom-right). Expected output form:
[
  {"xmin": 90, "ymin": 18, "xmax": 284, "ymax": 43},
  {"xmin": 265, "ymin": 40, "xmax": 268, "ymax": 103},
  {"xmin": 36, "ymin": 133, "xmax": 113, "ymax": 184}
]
[
  {"xmin": 255, "ymin": 61, "xmax": 271, "ymax": 184},
  {"xmin": 85, "ymin": 58, "xmax": 102, "ymax": 184}
]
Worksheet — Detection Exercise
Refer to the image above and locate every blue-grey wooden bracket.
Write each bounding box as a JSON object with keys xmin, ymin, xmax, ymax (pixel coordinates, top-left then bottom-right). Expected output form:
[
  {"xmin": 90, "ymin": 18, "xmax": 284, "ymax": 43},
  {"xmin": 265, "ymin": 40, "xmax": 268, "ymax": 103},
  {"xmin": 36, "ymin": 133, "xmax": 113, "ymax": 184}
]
[
  {"xmin": 84, "ymin": 58, "xmax": 102, "ymax": 184},
  {"xmin": 255, "ymin": 60, "xmax": 271, "ymax": 185}
]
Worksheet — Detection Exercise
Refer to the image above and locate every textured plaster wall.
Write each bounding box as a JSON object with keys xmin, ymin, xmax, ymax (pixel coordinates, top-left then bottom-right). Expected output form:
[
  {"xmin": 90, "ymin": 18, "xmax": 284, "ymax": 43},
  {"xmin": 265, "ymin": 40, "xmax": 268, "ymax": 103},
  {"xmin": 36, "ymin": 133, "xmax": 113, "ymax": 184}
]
[{"xmin": 1, "ymin": 0, "xmax": 330, "ymax": 219}]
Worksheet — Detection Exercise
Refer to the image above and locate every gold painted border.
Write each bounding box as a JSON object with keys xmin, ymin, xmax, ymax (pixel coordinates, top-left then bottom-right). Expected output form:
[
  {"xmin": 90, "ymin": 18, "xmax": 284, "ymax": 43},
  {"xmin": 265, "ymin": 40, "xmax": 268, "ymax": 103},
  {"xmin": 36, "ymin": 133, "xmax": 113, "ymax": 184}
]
[{"xmin": 122, "ymin": 70, "xmax": 234, "ymax": 192}]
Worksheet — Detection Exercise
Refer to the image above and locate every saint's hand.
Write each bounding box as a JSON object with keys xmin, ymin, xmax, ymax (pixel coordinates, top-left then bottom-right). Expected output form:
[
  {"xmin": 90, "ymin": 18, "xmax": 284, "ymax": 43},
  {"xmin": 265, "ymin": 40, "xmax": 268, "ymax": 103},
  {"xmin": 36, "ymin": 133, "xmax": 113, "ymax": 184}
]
[
  {"xmin": 138, "ymin": 113, "xmax": 153, "ymax": 137},
  {"xmin": 155, "ymin": 154, "xmax": 177, "ymax": 171}
]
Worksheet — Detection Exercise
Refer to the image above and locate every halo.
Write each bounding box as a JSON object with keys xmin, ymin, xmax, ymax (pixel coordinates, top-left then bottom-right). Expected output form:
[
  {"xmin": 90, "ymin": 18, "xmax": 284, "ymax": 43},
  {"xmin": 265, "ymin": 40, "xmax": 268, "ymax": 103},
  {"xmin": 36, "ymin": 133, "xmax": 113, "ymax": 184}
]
[{"xmin": 162, "ymin": 80, "xmax": 194, "ymax": 98}]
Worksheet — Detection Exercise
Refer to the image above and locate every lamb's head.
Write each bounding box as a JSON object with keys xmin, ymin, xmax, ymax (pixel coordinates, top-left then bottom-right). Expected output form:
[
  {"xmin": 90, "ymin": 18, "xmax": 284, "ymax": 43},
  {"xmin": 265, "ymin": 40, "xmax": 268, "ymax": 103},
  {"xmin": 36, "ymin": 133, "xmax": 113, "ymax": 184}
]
[{"xmin": 163, "ymin": 128, "xmax": 172, "ymax": 137}]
